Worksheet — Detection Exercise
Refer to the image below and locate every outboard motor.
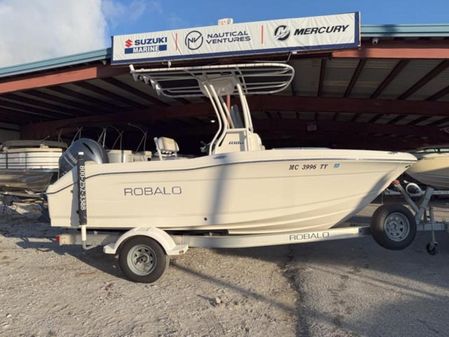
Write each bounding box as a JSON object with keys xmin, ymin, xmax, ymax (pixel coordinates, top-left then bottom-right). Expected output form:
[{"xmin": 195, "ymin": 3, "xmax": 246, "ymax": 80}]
[{"xmin": 59, "ymin": 138, "xmax": 109, "ymax": 176}]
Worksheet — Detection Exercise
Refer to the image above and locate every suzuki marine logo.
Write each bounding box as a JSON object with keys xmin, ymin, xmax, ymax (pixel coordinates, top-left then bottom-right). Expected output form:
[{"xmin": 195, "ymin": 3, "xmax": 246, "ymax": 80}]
[
  {"xmin": 274, "ymin": 25, "xmax": 290, "ymax": 41},
  {"xmin": 185, "ymin": 30, "xmax": 203, "ymax": 50},
  {"xmin": 125, "ymin": 39, "xmax": 133, "ymax": 48}
]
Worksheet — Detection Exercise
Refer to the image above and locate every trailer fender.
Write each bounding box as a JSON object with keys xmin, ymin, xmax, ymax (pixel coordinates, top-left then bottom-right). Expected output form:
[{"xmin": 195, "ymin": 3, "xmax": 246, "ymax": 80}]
[{"xmin": 103, "ymin": 227, "xmax": 188, "ymax": 256}]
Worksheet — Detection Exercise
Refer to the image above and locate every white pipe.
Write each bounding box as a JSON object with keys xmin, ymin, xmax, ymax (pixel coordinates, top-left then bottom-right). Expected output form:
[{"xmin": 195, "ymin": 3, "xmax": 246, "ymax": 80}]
[
  {"xmin": 209, "ymin": 84, "xmax": 229, "ymax": 152},
  {"xmin": 202, "ymin": 84, "xmax": 223, "ymax": 155},
  {"xmin": 236, "ymin": 83, "xmax": 250, "ymax": 130},
  {"xmin": 220, "ymin": 96, "xmax": 234, "ymax": 128}
]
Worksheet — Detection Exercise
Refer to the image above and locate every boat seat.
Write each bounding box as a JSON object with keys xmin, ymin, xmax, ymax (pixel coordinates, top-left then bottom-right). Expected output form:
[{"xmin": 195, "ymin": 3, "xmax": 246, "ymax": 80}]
[{"xmin": 154, "ymin": 137, "xmax": 179, "ymax": 160}]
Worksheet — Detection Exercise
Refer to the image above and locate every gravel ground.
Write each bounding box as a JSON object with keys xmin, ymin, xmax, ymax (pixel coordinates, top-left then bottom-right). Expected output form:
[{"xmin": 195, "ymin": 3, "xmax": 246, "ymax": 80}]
[{"xmin": 0, "ymin": 201, "xmax": 449, "ymax": 337}]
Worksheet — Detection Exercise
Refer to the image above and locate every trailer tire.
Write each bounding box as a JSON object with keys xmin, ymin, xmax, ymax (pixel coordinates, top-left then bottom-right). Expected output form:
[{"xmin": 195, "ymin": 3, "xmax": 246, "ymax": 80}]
[
  {"xmin": 119, "ymin": 236, "xmax": 169, "ymax": 283},
  {"xmin": 371, "ymin": 204, "xmax": 416, "ymax": 250}
]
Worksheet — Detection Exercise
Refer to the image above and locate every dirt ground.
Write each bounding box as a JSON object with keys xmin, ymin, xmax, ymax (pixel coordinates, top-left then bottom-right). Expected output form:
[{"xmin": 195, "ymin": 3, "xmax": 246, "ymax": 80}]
[{"xmin": 1, "ymin": 201, "xmax": 449, "ymax": 337}]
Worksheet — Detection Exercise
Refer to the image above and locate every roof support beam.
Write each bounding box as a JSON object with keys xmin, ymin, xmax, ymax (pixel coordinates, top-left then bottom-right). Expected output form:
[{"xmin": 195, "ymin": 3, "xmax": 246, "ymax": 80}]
[
  {"xmin": 0, "ymin": 97, "xmax": 67, "ymax": 119},
  {"xmin": 332, "ymin": 40, "xmax": 449, "ymax": 59},
  {"xmin": 435, "ymin": 117, "xmax": 449, "ymax": 127},
  {"xmin": 405, "ymin": 115, "xmax": 431, "ymax": 125},
  {"xmin": 46, "ymin": 86, "xmax": 122, "ymax": 113},
  {"xmin": 0, "ymin": 65, "xmax": 128, "ymax": 94},
  {"xmin": 249, "ymin": 96, "xmax": 449, "ymax": 116},
  {"xmin": 427, "ymin": 84, "xmax": 449, "ymax": 101},
  {"xmin": 386, "ymin": 115, "xmax": 406, "ymax": 125},
  {"xmin": 367, "ymin": 114, "xmax": 383, "ymax": 124},
  {"xmin": 22, "ymin": 96, "xmax": 449, "ymax": 139},
  {"xmin": 0, "ymin": 107, "xmax": 46, "ymax": 123},
  {"xmin": 21, "ymin": 89, "xmax": 100, "ymax": 114},
  {"xmin": 344, "ymin": 59, "xmax": 367, "ymax": 97},
  {"xmin": 262, "ymin": 134, "xmax": 437, "ymax": 151},
  {"xmin": 253, "ymin": 119, "xmax": 441, "ymax": 138},
  {"xmin": 100, "ymin": 78, "xmax": 168, "ymax": 107},
  {"xmin": 72, "ymin": 82, "xmax": 146, "ymax": 109},
  {"xmin": 398, "ymin": 60, "xmax": 449, "ymax": 100},
  {"xmin": 149, "ymin": 119, "xmax": 441, "ymax": 139},
  {"xmin": 370, "ymin": 60, "xmax": 409, "ymax": 99},
  {"xmin": 2, "ymin": 93, "xmax": 86, "ymax": 116},
  {"xmin": 317, "ymin": 58, "xmax": 327, "ymax": 97}
]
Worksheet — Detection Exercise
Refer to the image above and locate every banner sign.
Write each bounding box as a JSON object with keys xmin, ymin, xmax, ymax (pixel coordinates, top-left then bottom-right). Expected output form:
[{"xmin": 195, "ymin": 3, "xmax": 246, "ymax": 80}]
[{"xmin": 111, "ymin": 12, "xmax": 360, "ymax": 64}]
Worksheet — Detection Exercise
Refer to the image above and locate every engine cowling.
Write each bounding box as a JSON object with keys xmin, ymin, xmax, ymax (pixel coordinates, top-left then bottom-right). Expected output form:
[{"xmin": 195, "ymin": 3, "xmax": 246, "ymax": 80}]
[{"xmin": 59, "ymin": 138, "xmax": 109, "ymax": 176}]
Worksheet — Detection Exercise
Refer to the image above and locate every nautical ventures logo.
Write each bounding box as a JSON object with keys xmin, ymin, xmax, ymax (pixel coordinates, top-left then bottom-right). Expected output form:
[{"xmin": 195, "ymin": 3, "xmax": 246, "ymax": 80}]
[
  {"xmin": 185, "ymin": 29, "xmax": 251, "ymax": 50},
  {"xmin": 185, "ymin": 30, "xmax": 204, "ymax": 50},
  {"xmin": 124, "ymin": 36, "xmax": 168, "ymax": 54},
  {"xmin": 274, "ymin": 25, "xmax": 290, "ymax": 41}
]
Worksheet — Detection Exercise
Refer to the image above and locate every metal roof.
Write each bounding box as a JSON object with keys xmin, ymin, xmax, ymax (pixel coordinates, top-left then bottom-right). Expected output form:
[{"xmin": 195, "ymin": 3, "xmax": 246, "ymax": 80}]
[
  {"xmin": 1, "ymin": 24, "xmax": 449, "ymax": 78},
  {"xmin": 362, "ymin": 24, "xmax": 449, "ymax": 37},
  {"xmin": 0, "ymin": 49, "xmax": 112, "ymax": 78},
  {"xmin": 1, "ymin": 23, "xmax": 449, "ymax": 152}
]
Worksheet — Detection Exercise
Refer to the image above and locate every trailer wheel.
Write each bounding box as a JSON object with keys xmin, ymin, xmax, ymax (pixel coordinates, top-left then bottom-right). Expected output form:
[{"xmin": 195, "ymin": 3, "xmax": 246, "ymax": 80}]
[
  {"xmin": 371, "ymin": 204, "xmax": 416, "ymax": 250},
  {"xmin": 119, "ymin": 236, "xmax": 169, "ymax": 283}
]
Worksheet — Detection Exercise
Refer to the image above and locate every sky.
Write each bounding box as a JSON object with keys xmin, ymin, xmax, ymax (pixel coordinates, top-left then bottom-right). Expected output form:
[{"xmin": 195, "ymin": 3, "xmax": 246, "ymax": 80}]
[{"xmin": 0, "ymin": 0, "xmax": 448, "ymax": 67}]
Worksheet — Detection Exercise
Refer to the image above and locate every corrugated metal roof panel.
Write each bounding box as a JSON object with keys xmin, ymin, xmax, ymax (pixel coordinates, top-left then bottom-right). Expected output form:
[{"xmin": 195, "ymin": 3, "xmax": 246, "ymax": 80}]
[
  {"xmin": 350, "ymin": 59, "xmax": 399, "ymax": 98},
  {"xmin": 395, "ymin": 114, "xmax": 422, "ymax": 125},
  {"xmin": 88, "ymin": 79, "xmax": 150, "ymax": 106},
  {"xmin": 321, "ymin": 59, "xmax": 359, "ymax": 97},
  {"xmin": 353, "ymin": 113, "xmax": 376, "ymax": 123},
  {"xmin": 316, "ymin": 111, "xmax": 335, "ymax": 120},
  {"xmin": 378, "ymin": 60, "xmax": 441, "ymax": 99},
  {"xmin": 415, "ymin": 116, "xmax": 446, "ymax": 126},
  {"xmin": 0, "ymin": 49, "xmax": 111, "ymax": 78},
  {"xmin": 335, "ymin": 112, "xmax": 354, "ymax": 122},
  {"xmin": 115, "ymin": 74, "xmax": 174, "ymax": 104},
  {"xmin": 36, "ymin": 87, "xmax": 94, "ymax": 105},
  {"xmin": 60, "ymin": 83, "xmax": 128, "ymax": 107},
  {"xmin": 298, "ymin": 111, "xmax": 315, "ymax": 121},
  {"xmin": 362, "ymin": 24, "xmax": 449, "ymax": 37},
  {"xmin": 291, "ymin": 59, "xmax": 321, "ymax": 96},
  {"xmin": 374, "ymin": 114, "xmax": 399, "ymax": 124},
  {"xmin": 13, "ymin": 91, "xmax": 83, "ymax": 110},
  {"xmin": 438, "ymin": 93, "xmax": 449, "ymax": 102},
  {"xmin": 280, "ymin": 111, "xmax": 298, "ymax": 119},
  {"xmin": 408, "ymin": 67, "xmax": 449, "ymax": 101}
]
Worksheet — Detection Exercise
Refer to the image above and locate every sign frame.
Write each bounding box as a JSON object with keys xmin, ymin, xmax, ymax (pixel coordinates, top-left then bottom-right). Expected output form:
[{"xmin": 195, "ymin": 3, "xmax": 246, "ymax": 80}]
[{"xmin": 111, "ymin": 12, "xmax": 360, "ymax": 65}]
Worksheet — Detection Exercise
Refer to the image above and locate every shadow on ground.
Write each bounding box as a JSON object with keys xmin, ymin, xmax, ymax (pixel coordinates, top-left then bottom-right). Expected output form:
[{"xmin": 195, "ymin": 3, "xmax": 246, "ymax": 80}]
[{"xmin": 1, "ymin": 205, "xmax": 449, "ymax": 337}]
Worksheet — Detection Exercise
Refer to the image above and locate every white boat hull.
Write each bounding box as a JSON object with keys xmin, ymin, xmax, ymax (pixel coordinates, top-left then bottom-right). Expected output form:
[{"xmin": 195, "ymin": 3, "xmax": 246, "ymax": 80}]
[
  {"xmin": 47, "ymin": 149, "xmax": 415, "ymax": 234},
  {"xmin": 407, "ymin": 153, "xmax": 449, "ymax": 189}
]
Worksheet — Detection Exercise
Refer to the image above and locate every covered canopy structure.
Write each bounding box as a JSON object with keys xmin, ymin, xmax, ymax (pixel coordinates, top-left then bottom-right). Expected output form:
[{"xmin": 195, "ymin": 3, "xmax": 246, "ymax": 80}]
[{"xmin": 0, "ymin": 24, "xmax": 449, "ymax": 153}]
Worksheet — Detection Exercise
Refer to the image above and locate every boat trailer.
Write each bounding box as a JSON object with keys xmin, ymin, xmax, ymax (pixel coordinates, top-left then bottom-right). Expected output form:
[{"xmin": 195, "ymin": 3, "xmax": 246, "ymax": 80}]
[
  {"xmin": 51, "ymin": 153, "xmax": 449, "ymax": 283},
  {"xmin": 385, "ymin": 180, "xmax": 449, "ymax": 255}
]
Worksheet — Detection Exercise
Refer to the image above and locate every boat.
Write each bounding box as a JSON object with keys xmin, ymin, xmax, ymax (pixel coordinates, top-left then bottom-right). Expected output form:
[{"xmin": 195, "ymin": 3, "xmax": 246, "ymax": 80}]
[
  {"xmin": 46, "ymin": 63, "xmax": 416, "ymax": 234},
  {"xmin": 406, "ymin": 146, "xmax": 449, "ymax": 189},
  {"xmin": 0, "ymin": 140, "xmax": 67, "ymax": 195}
]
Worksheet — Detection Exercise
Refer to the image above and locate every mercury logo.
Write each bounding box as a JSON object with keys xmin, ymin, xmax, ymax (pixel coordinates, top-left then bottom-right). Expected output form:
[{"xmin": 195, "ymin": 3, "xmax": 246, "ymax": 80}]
[
  {"xmin": 274, "ymin": 25, "xmax": 290, "ymax": 41},
  {"xmin": 125, "ymin": 39, "xmax": 133, "ymax": 48},
  {"xmin": 185, "ymin": 30, "xmax": 203, "ymax": 50}
]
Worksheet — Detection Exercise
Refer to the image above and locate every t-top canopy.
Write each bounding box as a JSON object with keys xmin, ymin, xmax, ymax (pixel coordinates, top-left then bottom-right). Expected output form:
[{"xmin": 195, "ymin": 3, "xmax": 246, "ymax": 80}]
[{"xmin": 129, "ymin": 63, "xmax": 295, "ymax": 98}]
